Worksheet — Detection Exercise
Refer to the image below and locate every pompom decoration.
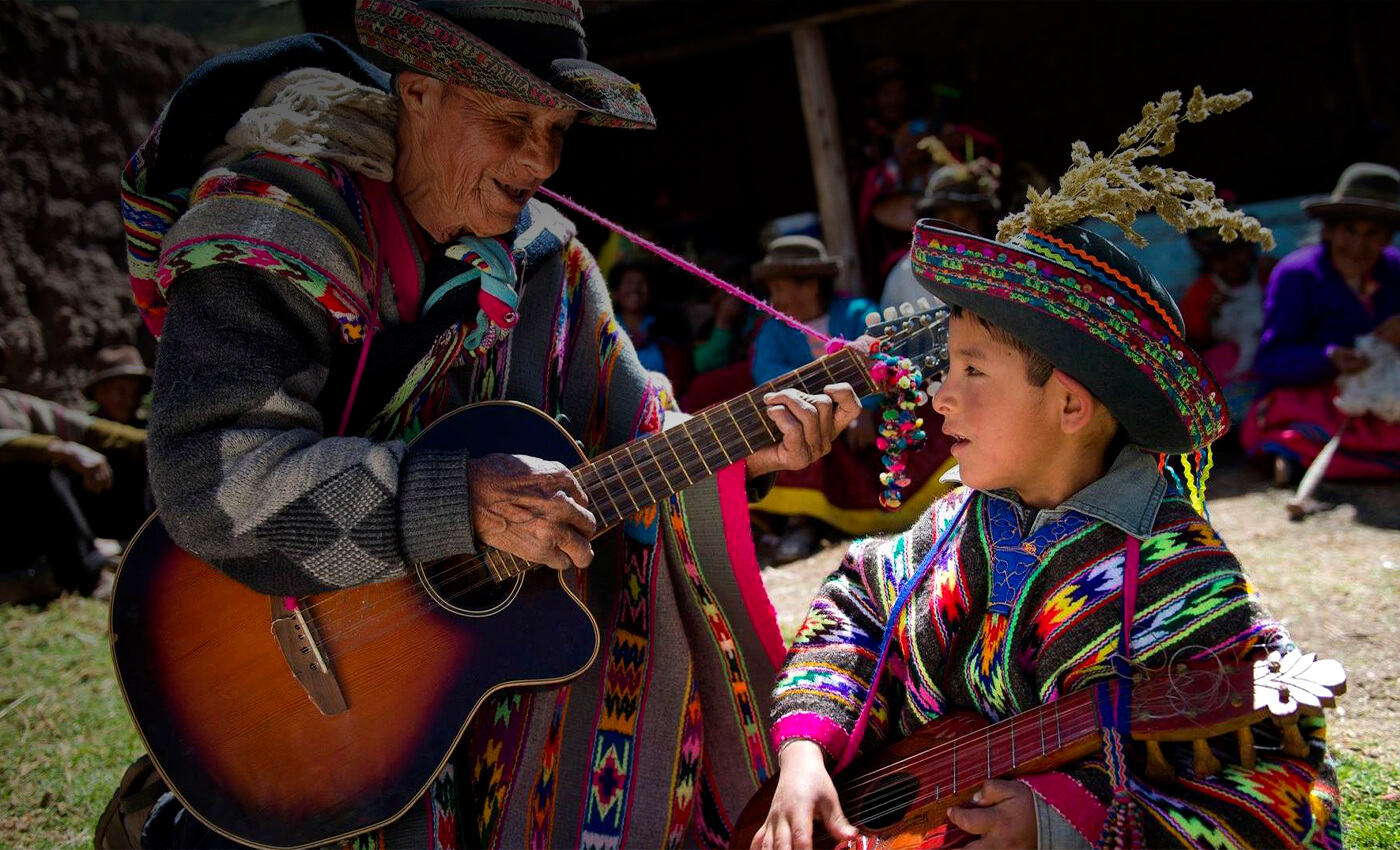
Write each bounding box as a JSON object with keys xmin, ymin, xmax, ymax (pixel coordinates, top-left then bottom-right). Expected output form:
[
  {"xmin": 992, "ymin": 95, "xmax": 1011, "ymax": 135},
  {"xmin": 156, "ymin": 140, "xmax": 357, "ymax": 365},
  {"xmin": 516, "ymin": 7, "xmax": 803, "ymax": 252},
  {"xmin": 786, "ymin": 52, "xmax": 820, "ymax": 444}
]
[{"xmin": 868, "ymin": 342, "xmax": 930, "ymax": 510}]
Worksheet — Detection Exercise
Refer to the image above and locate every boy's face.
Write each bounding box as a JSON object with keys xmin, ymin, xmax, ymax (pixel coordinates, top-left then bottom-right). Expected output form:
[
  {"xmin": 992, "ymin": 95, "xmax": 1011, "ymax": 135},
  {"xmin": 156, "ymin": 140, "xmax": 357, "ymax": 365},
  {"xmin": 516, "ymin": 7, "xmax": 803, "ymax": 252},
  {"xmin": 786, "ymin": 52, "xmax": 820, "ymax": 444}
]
[{"xmin": 933, "ymin": 313, "xmax": 1063, "ymax": 496}]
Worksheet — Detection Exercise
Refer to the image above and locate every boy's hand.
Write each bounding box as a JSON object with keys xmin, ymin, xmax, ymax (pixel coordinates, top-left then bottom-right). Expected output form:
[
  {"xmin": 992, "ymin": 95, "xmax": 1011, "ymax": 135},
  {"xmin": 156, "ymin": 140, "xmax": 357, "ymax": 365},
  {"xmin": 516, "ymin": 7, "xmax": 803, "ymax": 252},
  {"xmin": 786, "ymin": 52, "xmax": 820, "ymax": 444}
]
[
  {"xmin": 751, "ymin": 740, "xmax": 859, "ymax": 850},
  {"xmin": 946, "ymin": 779, "xmax": 1038, "ymax": 849}
]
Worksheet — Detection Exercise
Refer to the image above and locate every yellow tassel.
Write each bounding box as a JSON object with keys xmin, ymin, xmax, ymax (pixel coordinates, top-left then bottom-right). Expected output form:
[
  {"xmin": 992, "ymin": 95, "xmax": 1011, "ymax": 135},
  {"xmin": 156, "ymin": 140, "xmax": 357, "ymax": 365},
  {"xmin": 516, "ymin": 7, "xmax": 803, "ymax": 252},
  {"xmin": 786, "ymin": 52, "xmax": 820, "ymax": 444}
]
[
  {"xmin": 1198, "ymin": 444, "xmax": 1215, "ymax": 507},
  {"xmin": 1181, "ymin": 453, "xmax": 1205, "ymax": 515}
]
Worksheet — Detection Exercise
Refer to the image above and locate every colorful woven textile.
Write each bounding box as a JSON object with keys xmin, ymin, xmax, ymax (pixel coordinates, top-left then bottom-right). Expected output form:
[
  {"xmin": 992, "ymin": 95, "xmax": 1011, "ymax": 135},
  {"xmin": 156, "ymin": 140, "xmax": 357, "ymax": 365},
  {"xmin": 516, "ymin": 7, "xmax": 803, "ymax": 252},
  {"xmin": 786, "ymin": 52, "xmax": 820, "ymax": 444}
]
[
  {"xmin": 910, "ymin": 222, "xmax": 1229, "ymax": 455},
  {"xmin": 772, "ymin": 486, "xmax": 1341, "ymax": 848}
]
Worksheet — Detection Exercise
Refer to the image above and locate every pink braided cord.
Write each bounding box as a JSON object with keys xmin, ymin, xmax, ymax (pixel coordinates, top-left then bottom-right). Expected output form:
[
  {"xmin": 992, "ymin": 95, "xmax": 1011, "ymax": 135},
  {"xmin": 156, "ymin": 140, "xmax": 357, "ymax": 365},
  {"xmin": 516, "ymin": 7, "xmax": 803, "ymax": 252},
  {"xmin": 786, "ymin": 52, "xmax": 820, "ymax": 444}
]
[{"xmin": 538, "ymin": 187, "xmax": 833, "ymax": 344}]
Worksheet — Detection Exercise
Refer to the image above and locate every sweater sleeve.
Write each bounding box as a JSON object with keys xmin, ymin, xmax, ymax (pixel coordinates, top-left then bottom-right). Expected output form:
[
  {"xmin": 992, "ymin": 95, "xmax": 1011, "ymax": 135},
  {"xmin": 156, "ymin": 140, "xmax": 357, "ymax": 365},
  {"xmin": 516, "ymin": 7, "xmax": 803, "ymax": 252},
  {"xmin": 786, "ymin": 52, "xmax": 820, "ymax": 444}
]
[
  {"xmin": 1254, "ymin": 263, "xmax": 1337, "ymax": 385},
  {"xmin": 149, "ymin": 265, "xmax": 476, "ymax": 596},
  {"xmin": 771, "ymin": 491, "xmax": 966, "ymax": 762},
  {"xmin": 770, "ymin": 536, "xmax": 896, "ymax": 762}
]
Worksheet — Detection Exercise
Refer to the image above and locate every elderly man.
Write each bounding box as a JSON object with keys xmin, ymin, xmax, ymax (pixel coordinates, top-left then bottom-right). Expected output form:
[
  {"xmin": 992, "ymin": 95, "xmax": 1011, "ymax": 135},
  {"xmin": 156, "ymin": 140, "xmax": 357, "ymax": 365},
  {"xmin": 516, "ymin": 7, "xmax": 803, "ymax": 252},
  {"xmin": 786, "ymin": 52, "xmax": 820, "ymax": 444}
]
[{"xmin": 121, "ymin": 1, "xmax": 859, "ymax": 847}]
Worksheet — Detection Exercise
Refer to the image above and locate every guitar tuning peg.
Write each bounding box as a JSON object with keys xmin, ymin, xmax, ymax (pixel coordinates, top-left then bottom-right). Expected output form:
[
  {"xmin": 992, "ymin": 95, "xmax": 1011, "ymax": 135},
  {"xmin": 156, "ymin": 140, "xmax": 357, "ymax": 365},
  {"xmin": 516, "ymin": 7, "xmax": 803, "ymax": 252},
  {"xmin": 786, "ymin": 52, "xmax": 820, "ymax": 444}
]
[
  {"xmin": 1144, "ymin": 740, "xmax": 1175, "ymax": 784},
  {"xmin": 865, "ymin": 311, "xmax": 881, "ymax": 328},
  {"xmin": 1272, "ymin": 713, "xmax": 1311, "ymax": 758},
  {"xmin": 917, "ymin": 297, "xmax": 931, "ymax": 310},
  {"xmin": 919, "ymin": 314, "xmax": 933, "ymax": 327},
  {"xmin": 1236, "ymin": 726, "xmax": 1256, "ymax": 770},
  {"xmin": 922, "ymin": 355, "xmax": 937, "ymax": 370},
  {"xmin": 883, "ymin": 306, "xmax": 899, "ymax": 321},
  {"xmin": 899, "ymin": 302, "xmax": 915, "ymax": 316},
  {"xmin": 1192, "ymin": 739, "xmax": 1222, "ymax": 777}
]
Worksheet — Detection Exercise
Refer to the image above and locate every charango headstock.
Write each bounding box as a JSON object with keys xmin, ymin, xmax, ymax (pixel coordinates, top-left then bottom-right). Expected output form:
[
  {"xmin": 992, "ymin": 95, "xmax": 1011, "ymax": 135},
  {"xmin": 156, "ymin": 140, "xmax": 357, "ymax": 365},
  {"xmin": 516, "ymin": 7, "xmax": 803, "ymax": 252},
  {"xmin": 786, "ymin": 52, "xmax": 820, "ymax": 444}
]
[
  {"xmin": 1127, "ymin": 649, "xmax": 1346, "ymax": 782},
  {"xmin": 854, "ymin": 299, "xmax": 950, "ymax": 381}
]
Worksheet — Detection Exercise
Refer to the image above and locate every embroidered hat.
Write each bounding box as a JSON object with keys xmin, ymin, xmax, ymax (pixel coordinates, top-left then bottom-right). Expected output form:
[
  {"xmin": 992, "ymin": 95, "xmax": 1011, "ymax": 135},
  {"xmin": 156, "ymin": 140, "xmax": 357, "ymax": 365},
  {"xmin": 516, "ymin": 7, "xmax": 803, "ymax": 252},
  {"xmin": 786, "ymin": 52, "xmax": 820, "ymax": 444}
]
[
  {"xmin": 354, "ymin": 0, "xmax": 655, "ymax": 130},
  {"xmin": 1301, "ymin": 162, "xmax": 1400, "ymax": 229},
  {"xmin": 911, "ymin": 221, "xmax": 1226, "ymax": 454},
  {"xmin": 751, "ymin": 235, "xmax": 843, "ymax": 283},
  {"xmin": 911, "ymin": 87, "xmax": 1278, "ymax": 456},
  {"xmin": 82, "ymin": 345, "xmax": 152, "ymax": 400}
]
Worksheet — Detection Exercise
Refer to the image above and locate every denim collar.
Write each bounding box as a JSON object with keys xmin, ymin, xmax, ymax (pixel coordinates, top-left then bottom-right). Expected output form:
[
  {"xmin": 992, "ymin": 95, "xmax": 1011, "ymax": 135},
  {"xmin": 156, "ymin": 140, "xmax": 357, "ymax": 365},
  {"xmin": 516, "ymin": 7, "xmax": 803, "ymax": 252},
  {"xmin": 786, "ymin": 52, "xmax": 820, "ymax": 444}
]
[{"xmin": 939, "ymin": 444, "xmax": 1166, "ymax": 539}]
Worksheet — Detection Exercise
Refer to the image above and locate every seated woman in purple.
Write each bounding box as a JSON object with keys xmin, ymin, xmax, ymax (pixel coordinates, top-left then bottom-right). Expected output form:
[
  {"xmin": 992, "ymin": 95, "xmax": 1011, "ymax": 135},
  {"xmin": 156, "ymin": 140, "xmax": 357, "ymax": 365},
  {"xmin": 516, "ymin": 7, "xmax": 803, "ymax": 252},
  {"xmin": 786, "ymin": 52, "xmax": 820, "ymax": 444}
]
[{"xmin": 1241, "ymin": 163, "xmax": 1400, "ymax": 481}]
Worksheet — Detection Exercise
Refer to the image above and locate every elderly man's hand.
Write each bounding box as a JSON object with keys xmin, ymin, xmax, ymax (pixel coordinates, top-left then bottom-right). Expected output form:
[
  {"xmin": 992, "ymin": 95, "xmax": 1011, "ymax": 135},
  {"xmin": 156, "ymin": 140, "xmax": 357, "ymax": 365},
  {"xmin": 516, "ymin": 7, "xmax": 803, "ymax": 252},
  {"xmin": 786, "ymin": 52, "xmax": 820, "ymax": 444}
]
[
  {"xmin": 747, "ymin": 384, "xmax": 863, "ymax": 479},
  {"xmin": 468, "ymin": 454, "xmax": 596, "ymax": 571}
]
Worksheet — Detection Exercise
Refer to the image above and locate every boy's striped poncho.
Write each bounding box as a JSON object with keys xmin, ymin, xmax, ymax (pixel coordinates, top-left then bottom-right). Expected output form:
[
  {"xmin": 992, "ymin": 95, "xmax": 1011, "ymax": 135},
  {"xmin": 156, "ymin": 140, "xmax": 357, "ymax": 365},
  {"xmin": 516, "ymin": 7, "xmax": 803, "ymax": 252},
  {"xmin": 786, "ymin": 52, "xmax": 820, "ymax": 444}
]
[{"xmin": 772, "ymin": 487, "xmax": 1342, "ymax": 848}]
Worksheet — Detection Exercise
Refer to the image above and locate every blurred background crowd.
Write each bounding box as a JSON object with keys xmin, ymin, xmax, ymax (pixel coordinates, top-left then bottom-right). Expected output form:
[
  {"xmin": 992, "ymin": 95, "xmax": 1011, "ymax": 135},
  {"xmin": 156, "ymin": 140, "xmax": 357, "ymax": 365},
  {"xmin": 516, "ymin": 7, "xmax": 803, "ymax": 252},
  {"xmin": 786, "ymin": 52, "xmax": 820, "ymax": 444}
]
[{"xmin": 3, "ymin": 0, "xmax": 1399, "ymax": 597}]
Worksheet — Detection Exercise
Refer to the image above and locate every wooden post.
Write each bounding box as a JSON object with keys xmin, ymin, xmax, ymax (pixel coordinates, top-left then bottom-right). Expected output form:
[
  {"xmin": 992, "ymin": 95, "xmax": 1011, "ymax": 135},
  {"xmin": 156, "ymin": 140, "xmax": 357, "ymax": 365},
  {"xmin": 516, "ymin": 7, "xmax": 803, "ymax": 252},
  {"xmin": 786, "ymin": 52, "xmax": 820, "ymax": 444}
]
[{"xmin": 791, "ymin": 23, "xmax": 863, "ymax": 295}]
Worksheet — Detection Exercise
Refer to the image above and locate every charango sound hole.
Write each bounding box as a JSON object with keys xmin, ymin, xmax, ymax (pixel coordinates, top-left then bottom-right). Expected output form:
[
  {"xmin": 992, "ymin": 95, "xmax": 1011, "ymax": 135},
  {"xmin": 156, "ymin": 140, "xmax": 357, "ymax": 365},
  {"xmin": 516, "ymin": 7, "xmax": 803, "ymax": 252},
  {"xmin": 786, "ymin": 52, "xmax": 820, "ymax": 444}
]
[
  {"xmin": 417, "ymin": 554, "xmax": 523, "ymax": 617},
  {"xmin": 851, "ymin": 772, "xmax": 920, "ymax": 831}
]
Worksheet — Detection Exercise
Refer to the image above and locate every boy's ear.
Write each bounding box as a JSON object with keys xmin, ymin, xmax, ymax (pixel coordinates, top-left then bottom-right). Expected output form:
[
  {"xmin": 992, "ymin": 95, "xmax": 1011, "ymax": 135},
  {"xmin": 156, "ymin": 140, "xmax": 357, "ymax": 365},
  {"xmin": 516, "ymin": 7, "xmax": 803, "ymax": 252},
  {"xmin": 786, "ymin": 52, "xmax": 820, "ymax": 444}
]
[{"xmin": 1049, "ymin": 368, "xmax": 1099, "ymax": 436}]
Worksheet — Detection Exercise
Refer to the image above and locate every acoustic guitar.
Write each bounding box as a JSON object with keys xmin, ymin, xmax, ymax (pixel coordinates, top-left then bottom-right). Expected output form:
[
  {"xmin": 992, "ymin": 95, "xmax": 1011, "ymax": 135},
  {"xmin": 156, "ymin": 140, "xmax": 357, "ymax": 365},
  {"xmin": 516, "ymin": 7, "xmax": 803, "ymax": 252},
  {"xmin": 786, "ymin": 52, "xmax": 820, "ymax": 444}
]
[
  {"xmin": 731, "ymin": 650, "xmax": 1345, "ymax": 849},
  {"xmin": 108, "ymin": 304, "xmax": 948, "ymax": 849}
]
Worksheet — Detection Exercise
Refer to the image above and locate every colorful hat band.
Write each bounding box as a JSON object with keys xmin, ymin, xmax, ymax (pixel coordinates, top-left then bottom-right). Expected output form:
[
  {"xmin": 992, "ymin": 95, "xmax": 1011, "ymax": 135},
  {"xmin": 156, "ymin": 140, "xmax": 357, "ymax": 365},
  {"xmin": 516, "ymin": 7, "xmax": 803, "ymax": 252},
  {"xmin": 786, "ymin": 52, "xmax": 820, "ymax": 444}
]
[
  {"xmin": 911, "ymin": 227, "xmax": 1227, "ymax": 450},
  {"xmin": 355, "ymin": 0, "xmax": 653, "ymax": 129}
]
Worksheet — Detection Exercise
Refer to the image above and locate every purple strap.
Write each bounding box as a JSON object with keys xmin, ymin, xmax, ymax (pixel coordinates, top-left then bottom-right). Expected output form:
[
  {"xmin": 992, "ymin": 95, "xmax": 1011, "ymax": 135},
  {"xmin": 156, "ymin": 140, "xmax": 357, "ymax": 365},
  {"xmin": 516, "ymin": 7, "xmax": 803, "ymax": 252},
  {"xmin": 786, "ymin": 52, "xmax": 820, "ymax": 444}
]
[{"xmin": 538, "ymin": 186, "xmax": 834, "ymax": 345}]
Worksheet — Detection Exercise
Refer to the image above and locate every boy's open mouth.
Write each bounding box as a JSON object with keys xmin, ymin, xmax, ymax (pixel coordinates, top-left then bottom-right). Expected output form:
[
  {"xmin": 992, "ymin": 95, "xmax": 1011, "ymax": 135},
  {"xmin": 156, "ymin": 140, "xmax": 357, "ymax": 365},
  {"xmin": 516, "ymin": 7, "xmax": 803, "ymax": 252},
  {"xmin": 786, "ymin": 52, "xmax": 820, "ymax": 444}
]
[{"xmin": 944, "ymin": 428, "xmax": 970, "ymax": 451}]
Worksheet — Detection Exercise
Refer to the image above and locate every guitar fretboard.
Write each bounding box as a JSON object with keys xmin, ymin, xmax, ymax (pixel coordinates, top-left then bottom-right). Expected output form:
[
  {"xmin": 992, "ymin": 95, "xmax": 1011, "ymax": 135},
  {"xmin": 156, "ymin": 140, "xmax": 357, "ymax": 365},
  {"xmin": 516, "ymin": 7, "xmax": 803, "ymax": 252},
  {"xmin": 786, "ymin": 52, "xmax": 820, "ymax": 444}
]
[
  {"xmin": 846, "ymin": 690, "xmax": 1102, "ymax": 812},
  {"xmin": 584, "ymin": 345, "xmax": 877, "ymax": 522}
]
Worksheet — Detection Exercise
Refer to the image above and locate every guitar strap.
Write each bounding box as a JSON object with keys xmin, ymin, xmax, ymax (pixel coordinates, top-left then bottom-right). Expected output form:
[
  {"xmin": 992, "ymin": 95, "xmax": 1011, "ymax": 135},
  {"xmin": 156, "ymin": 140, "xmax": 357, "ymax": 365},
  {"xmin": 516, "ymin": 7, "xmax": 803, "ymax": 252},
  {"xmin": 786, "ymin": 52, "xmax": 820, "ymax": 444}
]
[
  {"xmin": 1095, "ymin": 534, "xmax": 1143, "ymax": 848},
  {"xmin": 834, "ymin": 493, "xmax": 973, "ymax": 773}
]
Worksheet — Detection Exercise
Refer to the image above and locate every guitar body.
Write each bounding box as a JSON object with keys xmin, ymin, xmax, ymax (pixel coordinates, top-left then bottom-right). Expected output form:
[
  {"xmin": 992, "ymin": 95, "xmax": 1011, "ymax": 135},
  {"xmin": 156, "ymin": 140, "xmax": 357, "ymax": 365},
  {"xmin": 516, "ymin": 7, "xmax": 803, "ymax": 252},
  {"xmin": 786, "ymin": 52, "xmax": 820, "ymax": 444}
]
[{"xmin": 109, "ymin": 402, "xmax": 600, "ymax": 849}]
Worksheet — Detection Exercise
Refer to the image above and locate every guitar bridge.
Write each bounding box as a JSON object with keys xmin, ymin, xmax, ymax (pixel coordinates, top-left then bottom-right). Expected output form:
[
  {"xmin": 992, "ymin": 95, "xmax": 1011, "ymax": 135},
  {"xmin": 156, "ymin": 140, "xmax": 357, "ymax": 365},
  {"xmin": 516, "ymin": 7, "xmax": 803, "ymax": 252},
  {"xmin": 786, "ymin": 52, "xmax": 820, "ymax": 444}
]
[{"xmin": 270, "ymin": 596, "xmax": 348, "ymax": 716}]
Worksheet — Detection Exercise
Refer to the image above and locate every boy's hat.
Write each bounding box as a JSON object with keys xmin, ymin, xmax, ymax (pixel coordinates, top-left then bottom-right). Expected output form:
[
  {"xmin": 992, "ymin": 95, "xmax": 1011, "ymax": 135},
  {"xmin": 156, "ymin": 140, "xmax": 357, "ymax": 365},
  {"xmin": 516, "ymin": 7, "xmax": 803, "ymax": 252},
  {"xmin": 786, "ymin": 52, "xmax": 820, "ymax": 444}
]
[
  {"xmin": 911, "ymin": 221, "xmax": 1223, "ymax": 454},
  {"xmin": 910, "ymin": 87, "xmax": 1275, "ymax": 456},
  {"xmin": 1301, "ymin": 162, "xmax": 1400, "ymax": 229},
  {"xmin": 751, "ymin": 235, "xmax": 843, "ymax": 283}
]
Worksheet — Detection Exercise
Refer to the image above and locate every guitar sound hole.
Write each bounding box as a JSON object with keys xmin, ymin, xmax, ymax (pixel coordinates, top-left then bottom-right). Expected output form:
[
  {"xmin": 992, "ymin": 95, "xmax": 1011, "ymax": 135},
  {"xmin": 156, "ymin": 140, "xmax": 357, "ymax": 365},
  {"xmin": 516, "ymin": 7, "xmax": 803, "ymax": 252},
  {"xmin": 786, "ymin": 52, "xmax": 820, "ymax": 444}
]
[
  {"xmin": 852, "ymin": 772, "xmax": 920, "ymax": 831},
  {"xmin": 421, "ymin": 556, "xmax": 521, "ymax": 615}
]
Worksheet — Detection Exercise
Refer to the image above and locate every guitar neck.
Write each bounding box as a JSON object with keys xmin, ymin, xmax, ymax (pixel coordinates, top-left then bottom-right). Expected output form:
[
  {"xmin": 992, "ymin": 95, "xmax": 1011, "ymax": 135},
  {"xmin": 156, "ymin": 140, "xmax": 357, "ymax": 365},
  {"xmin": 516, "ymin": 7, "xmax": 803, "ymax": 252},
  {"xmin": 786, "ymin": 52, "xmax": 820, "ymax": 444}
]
[
  {"xmin": 574, "ymin": 345, "xmax": 877, "ymax": 529},
  {"xmin": 846, "ymin": 690, "xmax": 1104, "ymax": 807}
]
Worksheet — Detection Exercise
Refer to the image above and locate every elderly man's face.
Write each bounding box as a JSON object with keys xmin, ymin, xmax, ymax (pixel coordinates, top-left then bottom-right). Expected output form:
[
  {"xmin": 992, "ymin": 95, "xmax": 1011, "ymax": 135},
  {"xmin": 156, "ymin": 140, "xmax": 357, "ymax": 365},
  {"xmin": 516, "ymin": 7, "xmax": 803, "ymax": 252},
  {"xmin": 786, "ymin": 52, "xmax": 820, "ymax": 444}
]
[{"xmin": 397, "ymin": 74, "xmax": 578, "ymax": 240}]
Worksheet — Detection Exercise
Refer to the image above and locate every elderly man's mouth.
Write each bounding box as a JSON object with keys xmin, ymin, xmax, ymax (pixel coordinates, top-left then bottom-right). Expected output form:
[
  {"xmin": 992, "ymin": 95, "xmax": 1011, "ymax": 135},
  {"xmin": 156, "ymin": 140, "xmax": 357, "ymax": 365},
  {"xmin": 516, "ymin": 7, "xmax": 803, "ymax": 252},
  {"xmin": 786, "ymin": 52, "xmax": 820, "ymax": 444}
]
[{"xmin": 494, "ymin": 179, "xmax": 533, "ymax": 204}]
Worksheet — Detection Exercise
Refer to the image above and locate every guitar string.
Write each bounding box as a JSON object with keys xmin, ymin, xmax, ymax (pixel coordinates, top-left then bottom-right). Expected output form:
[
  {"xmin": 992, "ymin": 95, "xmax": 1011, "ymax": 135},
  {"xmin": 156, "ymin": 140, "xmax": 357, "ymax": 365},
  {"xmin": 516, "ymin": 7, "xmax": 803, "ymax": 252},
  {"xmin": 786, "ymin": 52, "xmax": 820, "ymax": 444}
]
[
  {"xmin": 286, "ymin": 323, "xmax": 943, "ymax": 651},
  {"xmin": 295, "ymin": 344, "xmax": 892, "ymax": 650},
  {"xmin": 313, "ymin": 333, "xmax": 951, "ymax": 653},
  {"xmin": 290, "ymin": 352, "xmax": 849, "ymax": 635},
  {"xmin": 286, "ymin": 336, "xmax": 897, "ymax": 636},
  {"xmin": 312, "ymin": 357, "xmax": 840, "ymax": 645},
  {"xmin": 832, "ymin": 658, "xmax": 1233, "ymax": 805},
  {"xmin": 828, "ymin": 689, "xmax": 1098, "ymax": 801},
  {"xmin": 842, "ymin": 665, "xmax": 1250, "ymax": 829},
  {"xmin": 842, "ymin": 711, "xmax": 1102, "ymax": 831}
]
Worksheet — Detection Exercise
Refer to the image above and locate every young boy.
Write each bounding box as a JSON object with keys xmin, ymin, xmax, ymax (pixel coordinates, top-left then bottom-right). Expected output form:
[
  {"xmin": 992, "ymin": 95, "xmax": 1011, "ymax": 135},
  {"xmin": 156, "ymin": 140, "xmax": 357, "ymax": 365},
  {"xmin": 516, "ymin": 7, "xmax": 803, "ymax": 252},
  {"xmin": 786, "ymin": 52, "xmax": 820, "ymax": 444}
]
[{"xmin": 752, "ymin": 217, "xmax": 1342, "ymax": 849}]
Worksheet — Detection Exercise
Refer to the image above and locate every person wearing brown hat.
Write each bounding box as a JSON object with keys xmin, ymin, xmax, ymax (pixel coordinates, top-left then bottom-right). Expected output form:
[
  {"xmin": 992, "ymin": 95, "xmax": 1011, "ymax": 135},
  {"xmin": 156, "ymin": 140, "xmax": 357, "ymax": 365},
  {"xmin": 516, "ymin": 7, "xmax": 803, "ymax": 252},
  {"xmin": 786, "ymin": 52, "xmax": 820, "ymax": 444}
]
[
  {"xmin": 1241, "ymin": 162, "xmax": 1400, "ymax": 482},
  {"xmin": 748, "ymin": 236, "xmax": 952, "ymax": 563},
  {"xmin": 119, "ymin": 3, "xmax": 861, "ymax": 848},
  {"xmin": 0, "ymin": 338, "xmax": 147, "ymax": 600},
  {"xmin": 83, "ymin": 345, "xmax": 152, "ymax": 427},
  {"xmin": 880, "ymin": 152, "xmax": 1001, "ymax": 312}
]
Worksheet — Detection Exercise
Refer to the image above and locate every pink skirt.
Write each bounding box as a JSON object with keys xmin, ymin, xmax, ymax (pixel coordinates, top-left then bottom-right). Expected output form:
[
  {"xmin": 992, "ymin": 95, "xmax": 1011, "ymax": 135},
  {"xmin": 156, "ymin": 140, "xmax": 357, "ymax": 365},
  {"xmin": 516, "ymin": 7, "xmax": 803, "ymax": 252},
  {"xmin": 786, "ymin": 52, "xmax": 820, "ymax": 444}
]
[{"xmin": 1239, "ymin": 383, "xmax": 1400, "ymax": 480}]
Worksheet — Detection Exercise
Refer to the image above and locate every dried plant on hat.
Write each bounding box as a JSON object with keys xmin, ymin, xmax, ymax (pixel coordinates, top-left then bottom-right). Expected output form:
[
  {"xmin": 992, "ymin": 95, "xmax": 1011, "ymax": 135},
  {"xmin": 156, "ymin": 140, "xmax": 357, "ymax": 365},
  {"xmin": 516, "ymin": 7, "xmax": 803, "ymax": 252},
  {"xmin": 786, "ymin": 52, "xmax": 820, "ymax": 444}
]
[
  {"xmin": 997, "ymin": 87, "xmax": 1275, "ymax": 250},
  {"xmin": 917, "ymin": 134, "xmax": 1002, "ymax": 194}
]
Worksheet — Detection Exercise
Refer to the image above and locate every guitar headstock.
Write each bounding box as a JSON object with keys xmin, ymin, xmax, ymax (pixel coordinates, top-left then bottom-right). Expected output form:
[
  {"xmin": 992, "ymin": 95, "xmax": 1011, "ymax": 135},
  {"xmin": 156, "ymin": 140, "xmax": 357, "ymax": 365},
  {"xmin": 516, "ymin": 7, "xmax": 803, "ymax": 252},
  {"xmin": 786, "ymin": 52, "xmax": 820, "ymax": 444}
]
[
  {"xmin": 855, "ymin": 299, "xmax": 950, "ymax": 381},
  {"xmin": 1128, "ymin": 649, "xmax": 1345, "ymax": 782}
]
